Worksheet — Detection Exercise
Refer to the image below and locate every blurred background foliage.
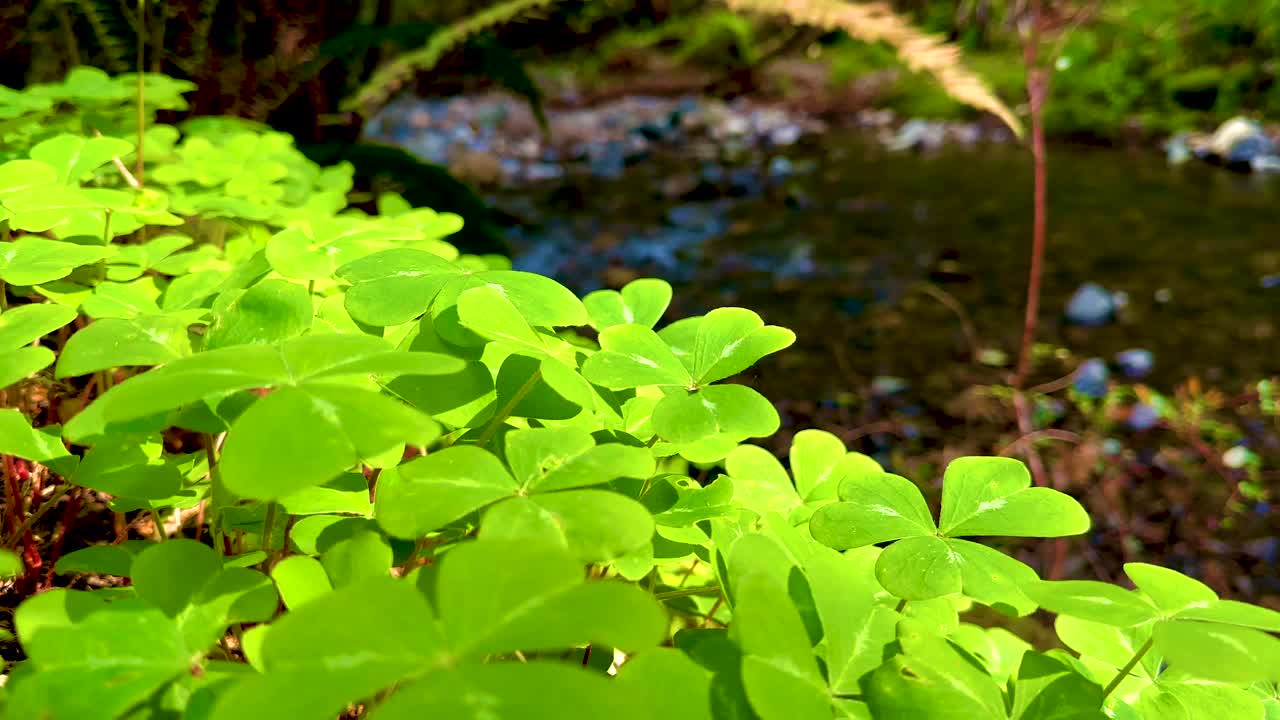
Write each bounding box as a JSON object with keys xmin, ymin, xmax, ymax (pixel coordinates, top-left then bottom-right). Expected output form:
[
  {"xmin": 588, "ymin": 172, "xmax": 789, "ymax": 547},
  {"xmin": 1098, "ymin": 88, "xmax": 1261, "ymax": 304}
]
[{"xmin": 4, "ymin": 1, "xmax": 1280, "ymax": 144}]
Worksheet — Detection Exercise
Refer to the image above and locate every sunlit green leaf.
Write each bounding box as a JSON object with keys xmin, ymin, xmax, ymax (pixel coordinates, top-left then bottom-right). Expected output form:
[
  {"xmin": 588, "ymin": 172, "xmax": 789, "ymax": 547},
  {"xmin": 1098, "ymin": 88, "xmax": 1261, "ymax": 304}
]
[
  {"xmin": 480, "ymin": 490, "xmax": 655, "ymax": 564},
  {"xmin": 938, "ymin": 457, "xmax": 1089, "ymax": 538},
  {"xmin": 864, "ymin": 619, "xmax": 1006, "ymax": 720},
  {"xmin": 374, "ymin": 445, "xmax": 516, "ymax": 538},
  {"xmin": 733, "ymin": 573, "xmax": 830, "ymax": 720},
  {"xmin": 0, "ymin": 548, "xmax": 21, "ymax": 579},
  {"xmin": 1008, "ymin": 651, "xmax": 1107, "ymax": 720},
  {"xmin": 1155, "ymin": 621, "xmax": 1280, "ymax": 683},
  {"xmin": 271, "ymin": 555, "xmax": 333, "ymax": 610},
  {"xmin": 370, "ymin": 662, "xmax": 646, "ymax": 720},
  {"xmin": 203, "ymin": 279, "xmax": 313, "ymax": 350},
  {"xmin": 584, "ymin": 278, "xmax": 672, "ymax": 330},
  {"xmin": 30, "ymin": 133, "xmax": 134, "ymax": 184},
  {"xmin": 874, "ymin": 535, "xmax": 961, "ymax": 600},
  {"xmin": 1024, "ymin": 580, "xmax": 1159, "ymax": 627},
  {"xmin": 811, "ymin": 471, "xmax": 935, "ymax": 549},
  {"xmin": 219, "ymin": 384, "xmax": 439, "ymax": 500},
  {"xmin": 0, "ymin": 237, "xmax": 113, "ymax": 285},
  {"xmin": 56, "ymin": 315, "xmax": 192, "ymax": 377}
]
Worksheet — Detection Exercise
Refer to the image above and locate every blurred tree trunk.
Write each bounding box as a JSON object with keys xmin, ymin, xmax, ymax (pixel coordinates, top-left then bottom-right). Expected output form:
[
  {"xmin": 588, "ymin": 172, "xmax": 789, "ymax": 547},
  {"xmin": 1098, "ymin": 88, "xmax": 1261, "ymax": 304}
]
[
  {"xmin": 2, "ymin": 0, "xmax": 370, "ymax": 143},
  {"xmin": 174, "ymin": 0, "xmax": 367, "ymax": 142},
  {"xmin": 0, "ymin": 0, "xmax": 38, "ymax": 89}
]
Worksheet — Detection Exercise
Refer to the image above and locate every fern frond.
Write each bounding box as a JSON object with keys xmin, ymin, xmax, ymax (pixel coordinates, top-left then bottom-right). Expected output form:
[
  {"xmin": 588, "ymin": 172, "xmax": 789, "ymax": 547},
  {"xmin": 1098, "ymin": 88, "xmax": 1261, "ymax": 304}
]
[
  {"xmin": 347, "ymin": 0, "xmax": 565, "ymax": 116},
  {"xmin": 723, "ymin": 0, "xmax": 1023, "ymax": 137},
  {"xmin": 190, "ymin": 0, "xmax": 220, "ymax": 72},
  {"xmin": 74, "ymin": 0, "xmax": 131, "ymax": 73}
]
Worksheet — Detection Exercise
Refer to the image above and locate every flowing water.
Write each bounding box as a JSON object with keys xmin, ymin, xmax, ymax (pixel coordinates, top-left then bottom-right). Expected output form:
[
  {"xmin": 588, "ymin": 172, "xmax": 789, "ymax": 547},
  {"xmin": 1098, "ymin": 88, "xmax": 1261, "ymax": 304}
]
[{"xmin": 495, "ymin": 134, "xmax": 1280, "ymax": 404}]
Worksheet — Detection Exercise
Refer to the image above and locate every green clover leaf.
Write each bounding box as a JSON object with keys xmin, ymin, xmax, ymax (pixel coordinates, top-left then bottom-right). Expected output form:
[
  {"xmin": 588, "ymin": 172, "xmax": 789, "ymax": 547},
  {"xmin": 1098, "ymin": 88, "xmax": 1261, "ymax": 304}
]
[
  {"xmin": 724, "ymin": 429, "xmax": 882, "ymax": 524},
  {"xmin": 375, "ymin": 427, "xmax": 654, "ymax": 563},
  {"xmin": 1028, "ymin": 562, "xmax": 1280, "ymax": 684},
  {"xmin": 582, "ymin": 308, "xmax": 792, "ymax": 451},
  {"xmin": 810, "ymin": 456, "xmax": 1089, "ymax": 611}
]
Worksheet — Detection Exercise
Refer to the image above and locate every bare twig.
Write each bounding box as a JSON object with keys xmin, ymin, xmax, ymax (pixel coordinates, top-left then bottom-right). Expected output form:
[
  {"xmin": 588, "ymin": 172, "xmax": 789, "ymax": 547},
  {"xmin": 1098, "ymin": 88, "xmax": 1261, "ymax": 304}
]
[
  {"xmin": 91, "ymin": 129, "xmax": 142, "ymax": 189},
  {"xmin": 913, "ymin": 283, "xmax": 983, "ymax": 363},
  {"xmin": 999, "ymin": 429, "xmax": 1082, "ymax": 457}
]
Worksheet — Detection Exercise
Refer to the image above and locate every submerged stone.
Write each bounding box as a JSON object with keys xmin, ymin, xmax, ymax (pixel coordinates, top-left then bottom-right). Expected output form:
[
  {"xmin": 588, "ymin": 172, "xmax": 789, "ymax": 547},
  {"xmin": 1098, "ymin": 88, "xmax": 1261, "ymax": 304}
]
[
  {"xmin": 768, "ymin": 156, "xmax": 794, "ymax": 178},
  {"xmin": 1073, "ymin": 358, "xmax": 1109, "ymax": 398},
  {"xmin": 870, "ymin": 376, "xmax": 909, "ymax": 396},
  {"xmin": 1065, "ymin": 282, "xmax": 1116, "ymax": 326},
  {"xmin": 1114, "ymin": 349, "xmax": 1154, "ymax": 379},
  {"xmin": 1209, "ymin": 116, "xmax": 1277, "ymax": 168},
  {"xmin": 1127, "ymin": 403, "xmax": 1161, "ymax": 432}
]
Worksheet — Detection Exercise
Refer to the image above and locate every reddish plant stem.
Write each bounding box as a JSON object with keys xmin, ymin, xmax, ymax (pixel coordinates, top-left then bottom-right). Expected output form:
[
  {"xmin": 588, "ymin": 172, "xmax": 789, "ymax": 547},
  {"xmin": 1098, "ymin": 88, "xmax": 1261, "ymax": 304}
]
[
  {"xmin": 1015, "ymin": 64, "xmax": 1050, "ymax": 387},
  {"xmin": 4, "ymin": 454, "xmax": 40, "ymax": 592},
  {"xmin": 1012, "ymin": 0, "xmax": 1051, "ymax": 491},
  {"xmin": 26, "ymin": 459, "xmax": 42, "ymax": 498},
  {"xmin": 1012, "ymin": 393, "xmax": 1049, "ymax": 487},
  {"xmin": 43, "ymin": 487, "xmax": 81, "ymax": 590},
  {"xmin": 1, "ymin": 463, "xmax": 14, "ymax": 538}
]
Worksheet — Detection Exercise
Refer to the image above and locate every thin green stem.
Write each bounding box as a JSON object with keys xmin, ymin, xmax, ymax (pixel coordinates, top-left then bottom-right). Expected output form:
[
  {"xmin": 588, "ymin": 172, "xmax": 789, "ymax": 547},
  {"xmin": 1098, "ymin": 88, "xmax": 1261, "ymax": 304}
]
[
  {"xmin": 204, "ymin": 433, "xmax": 226, "ymax": 556},
  {"xmin": 894, "ymin": 598, "xmax": 908, "ymax": 613},
  {"xmin": 1102, "ymin": 637, "xmax": 1153, "ymax": 700},
  {"xmin": 699, "ymin": 596, "xmax": 726, "ymax": 628},
  {"xmin": 677, "ymin": 558, "xmax": 700, "ymax": 588},
  {"xmin": 135, "ymin": 0, "xmax": 146, "ymax": 184},
  {"xmin": 261, "ymin": 501, "xmax": 278, "ymax": 557},
  {"xmin": 150, "ymin": 507, "xmax": 167, "ymax": 541},
  {"xmin": 475, "ymin": 369, "xmax": 541, "ymax": 447},
  {"xmin": 654, "ymin": 585, "xmax": 722, "ymax": 601},
  {"xmin": 3, "ymin": 483, "xmax": 70, "ymax": 550},
  {"xmin": 0, "ymin": 227, "xmax": 7, "ymax": 311}
]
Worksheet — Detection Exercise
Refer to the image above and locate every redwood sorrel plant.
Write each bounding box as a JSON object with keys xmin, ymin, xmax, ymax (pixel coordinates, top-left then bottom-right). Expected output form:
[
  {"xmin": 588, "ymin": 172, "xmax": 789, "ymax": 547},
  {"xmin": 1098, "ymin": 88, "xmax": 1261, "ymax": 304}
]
[{"xmin": 0, "ymin": 71, "xmax": 1278, "ymax": 720}]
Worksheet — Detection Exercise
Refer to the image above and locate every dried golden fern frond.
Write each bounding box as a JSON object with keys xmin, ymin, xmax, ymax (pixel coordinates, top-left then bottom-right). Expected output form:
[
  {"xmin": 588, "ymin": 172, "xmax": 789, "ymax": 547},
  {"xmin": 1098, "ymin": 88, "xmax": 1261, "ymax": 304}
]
[
  {"xmin": 347, "ymin": 0, "xmax": 564, "ymax": 116},
  {"xmin": 723, "ymin": 0, "xmax": 1024, "ymax": 137}
]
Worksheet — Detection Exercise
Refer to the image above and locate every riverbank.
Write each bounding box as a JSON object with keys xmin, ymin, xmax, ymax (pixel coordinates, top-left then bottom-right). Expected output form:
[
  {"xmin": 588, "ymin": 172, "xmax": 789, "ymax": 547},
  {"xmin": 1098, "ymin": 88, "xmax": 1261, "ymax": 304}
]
[{"xmin": 370, "ymin": 48, "xmax": 1280, "ymax": 189}]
